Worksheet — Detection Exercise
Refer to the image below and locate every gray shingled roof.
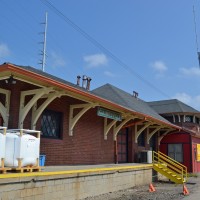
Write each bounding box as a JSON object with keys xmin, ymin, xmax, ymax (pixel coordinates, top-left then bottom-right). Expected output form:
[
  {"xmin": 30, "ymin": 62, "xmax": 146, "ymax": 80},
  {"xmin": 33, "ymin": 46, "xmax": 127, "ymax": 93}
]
[
  {"xmin": 92, "ymin": 84, "xmax": 171, "ymax": 123},
  {"xmin": 14, "ymin": 64, "xmax": 90, "ymax": 92},
  {"xmin": 148, "ymin": 99, "xmax": 200, "ymax": 114},
  {"xmin": 3, "ymin": 64, "xmax": 179, "ymax": 125}
]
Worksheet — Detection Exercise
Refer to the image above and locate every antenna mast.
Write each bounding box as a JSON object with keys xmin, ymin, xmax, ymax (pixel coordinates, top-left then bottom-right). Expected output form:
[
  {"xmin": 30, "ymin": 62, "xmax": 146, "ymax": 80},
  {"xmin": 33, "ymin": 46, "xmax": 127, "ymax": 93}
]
[
  {"xmin": 39, "ymin": 12, "xmax": 48, "ymax": 72},
  {"xmin": 193, "ymin": 5, "xmax": 200, "ymax": 68}
]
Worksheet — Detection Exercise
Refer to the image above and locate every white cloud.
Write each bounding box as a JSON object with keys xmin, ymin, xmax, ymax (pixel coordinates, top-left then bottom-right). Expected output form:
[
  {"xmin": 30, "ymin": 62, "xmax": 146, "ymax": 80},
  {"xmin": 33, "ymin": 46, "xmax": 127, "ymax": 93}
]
[
  {"xmin": 151, "ymin": 60, "xmax": 168, "ymax": 73},
  {"xmin": 172, "ymin": 92, "xmax": 200, "ymax": 110},
  {"xmin": 83, "ymin": 53, "xmax": 108, "ymax": 68},
  {"xmin": 179, "ymin": 67, "xmax": 200, "ymax": 76},
  {"xmin": 172, "ymin": 92, "xmax": 192, "ymax": 104},
  {"xmin": 104, "ymin": 71, "xmax": 116, "ymax": 77},
  {"xmin": 50, "ymin": 52, "xmax": 66, "ymax": 67},
  {"xmin": 0, "ymin": 43, "xmax": 10, "ymax": 58}
]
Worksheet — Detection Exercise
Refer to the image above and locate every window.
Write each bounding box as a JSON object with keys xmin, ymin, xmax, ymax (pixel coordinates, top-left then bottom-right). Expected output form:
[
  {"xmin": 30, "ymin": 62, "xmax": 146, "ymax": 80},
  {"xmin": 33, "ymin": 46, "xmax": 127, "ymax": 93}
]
[
  {"xmin": 168, "ymin": 144, "xmax": 183, "ymax": 163},
  {"xmin": 138, "ymin": 132, "xmax": 145, "ymax": 147},
  {"xmin": 185, "ymin": 115, "xmax": 193, "ymax": 123},
  {"xmin": 41, "ymin": 109, "xmax": 62, "ymax": 139}
]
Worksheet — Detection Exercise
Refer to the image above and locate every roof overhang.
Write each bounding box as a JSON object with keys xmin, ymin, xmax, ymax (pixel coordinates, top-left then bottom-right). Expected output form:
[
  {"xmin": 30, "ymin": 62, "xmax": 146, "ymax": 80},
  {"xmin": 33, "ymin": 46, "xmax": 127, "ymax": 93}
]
[{"xmin": 0, "ymin": 63, "xmax": 181, "ymax": 130}]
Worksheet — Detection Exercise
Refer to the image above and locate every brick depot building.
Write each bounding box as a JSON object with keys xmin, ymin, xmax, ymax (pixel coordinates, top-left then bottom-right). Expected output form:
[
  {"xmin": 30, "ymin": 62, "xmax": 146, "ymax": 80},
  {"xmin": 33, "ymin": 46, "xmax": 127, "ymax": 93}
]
[
  {"xmin": 0, "ymin": 63, "xmax": 182, "ymax": 165},
  {"xmin": 149, "ymin": 100, "xmax": 200, "ymax": 173}
]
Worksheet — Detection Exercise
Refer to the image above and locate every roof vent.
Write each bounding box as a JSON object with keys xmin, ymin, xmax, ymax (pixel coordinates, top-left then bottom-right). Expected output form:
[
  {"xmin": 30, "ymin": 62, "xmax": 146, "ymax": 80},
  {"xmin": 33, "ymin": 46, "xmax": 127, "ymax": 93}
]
[
  {"xmin": 82, "ymin": 75, "xmax": 87, "ymax": 88},
  {"xmin": 86, "ymin": 77, "xmax": 92, "ymax": 91},
  {"xmin": 133, "ymin": 91, "xmax": 138, "ymax": 98},
  {"xmin": 76, "ymin": 75, "xmax": 81, "ymax": 86},
  {"xmin": 76, "ymin": 75, "xmax": 92, "ymax": 91}
]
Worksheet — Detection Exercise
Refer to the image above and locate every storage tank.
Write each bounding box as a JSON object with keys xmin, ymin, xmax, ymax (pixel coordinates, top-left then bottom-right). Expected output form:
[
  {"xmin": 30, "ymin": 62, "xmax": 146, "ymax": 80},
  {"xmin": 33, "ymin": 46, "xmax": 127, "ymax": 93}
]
[
  {"xmin": 5, "ymin": 129, "xmax": 40, "ymax": 167},
  {"xmin": 0, "ymin": 127, "xmax": 7, "ymax": 167}
]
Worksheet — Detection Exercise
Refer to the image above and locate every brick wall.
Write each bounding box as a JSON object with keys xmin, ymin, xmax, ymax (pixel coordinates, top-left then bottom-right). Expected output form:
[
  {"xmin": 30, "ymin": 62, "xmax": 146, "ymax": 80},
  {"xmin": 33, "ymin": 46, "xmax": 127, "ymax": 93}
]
[{"xmin": 0, "ymin": 80, "xmax": 115, "ymax": 165}]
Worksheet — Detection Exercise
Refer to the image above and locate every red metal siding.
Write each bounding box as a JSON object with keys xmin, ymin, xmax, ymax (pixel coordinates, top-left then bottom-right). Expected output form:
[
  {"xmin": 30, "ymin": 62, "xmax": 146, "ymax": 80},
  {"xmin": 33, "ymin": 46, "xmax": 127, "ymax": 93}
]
[
  {"xmin": 161, "ymin": 132, "xmax": 190, "ymax": 143},
  {"xmin": 160, "ymin": 132, "xmax": 192, "ymax": 172}
]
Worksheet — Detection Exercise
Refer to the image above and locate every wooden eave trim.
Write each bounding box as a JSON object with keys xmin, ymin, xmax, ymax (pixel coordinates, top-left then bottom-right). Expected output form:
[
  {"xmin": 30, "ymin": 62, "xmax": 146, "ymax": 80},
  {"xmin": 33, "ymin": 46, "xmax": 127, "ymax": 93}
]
[
  {"xmin": 0, "ymin": 63, "xmax": 180, "ymax": 130},
  {"xmin": 122, "ymin": 118, "xmax": 146, "ymax": 128}
]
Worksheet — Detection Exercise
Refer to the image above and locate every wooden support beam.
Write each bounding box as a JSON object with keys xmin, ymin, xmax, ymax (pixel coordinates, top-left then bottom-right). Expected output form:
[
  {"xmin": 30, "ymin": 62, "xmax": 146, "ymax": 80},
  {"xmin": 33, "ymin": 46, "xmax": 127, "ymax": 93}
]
[
  {"xmin": 104, "ymin": 118, "xmax": 117, "ymax": 140},
  {"xmin": 69, "ymin": 103, "xmax": 98, "ymax": 136},
  {"xmin": 135, "ymin": 122, "xmax": 151, "ymax": 143},
  {"xmin": 0, "ymin": 88, "xmax": 11, "ymax": 127},
  {"xmin": 158, "ymin": 129, "xmax": 172, "ymax": 145},
  {"xmin": 31, "ymin": 91, "xmax": 65, "ymax": 130},
  {"xmin": 18, "ymin": 87, "xmax": 54, "ymax": 128},
  {"xmin": 113, "ymin": 116, "xmax": 133, "ymax": 141},
  {"xmin": 147, "ymin": 126, "xmax": 162, "ymax": 144}
]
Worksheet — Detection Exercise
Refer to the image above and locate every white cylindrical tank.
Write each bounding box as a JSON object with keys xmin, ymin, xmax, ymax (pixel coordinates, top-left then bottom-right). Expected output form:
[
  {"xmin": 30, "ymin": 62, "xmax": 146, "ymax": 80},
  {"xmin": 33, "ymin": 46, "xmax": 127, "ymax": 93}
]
[
  {"xmin": 0, "ymin": 127, "xmax": 6, "ymax": 167},
  {"xmin": 5, "ymin": 130, "xmax": 40, "ymax": 167}
]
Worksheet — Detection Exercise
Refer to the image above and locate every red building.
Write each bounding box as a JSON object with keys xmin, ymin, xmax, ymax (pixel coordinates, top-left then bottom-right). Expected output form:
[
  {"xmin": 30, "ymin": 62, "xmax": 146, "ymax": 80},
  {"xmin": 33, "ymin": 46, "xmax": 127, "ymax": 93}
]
[
  {"xmin": 149, "ymin": 99, "xmax": 200, "ymax": 172},
  {"xmin": 0, "ymin": 63, "xmax": 180, "ymax": 166}
]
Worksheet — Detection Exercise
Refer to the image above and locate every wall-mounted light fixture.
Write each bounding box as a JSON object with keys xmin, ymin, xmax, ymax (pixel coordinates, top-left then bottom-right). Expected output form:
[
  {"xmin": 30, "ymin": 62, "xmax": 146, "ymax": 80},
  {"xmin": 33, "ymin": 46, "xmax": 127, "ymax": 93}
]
[{"xmin": 5, "ymin": 75, "xmax": 16, "ymax": 84}]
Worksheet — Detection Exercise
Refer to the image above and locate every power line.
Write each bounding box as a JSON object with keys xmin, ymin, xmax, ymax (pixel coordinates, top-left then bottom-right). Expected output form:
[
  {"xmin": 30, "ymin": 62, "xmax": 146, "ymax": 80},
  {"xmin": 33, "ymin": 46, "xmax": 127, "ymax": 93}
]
[{"xmin": 40, "ymin": 0, "xmax": 170, "ymax": 98}]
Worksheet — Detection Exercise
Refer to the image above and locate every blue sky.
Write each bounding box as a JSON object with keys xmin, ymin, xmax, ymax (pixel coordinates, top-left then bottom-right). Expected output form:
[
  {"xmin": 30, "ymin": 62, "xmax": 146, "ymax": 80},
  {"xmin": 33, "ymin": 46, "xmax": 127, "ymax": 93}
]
[{"xmin": 1, "ymin": 0, "xmax": 200, "ymax": 110}]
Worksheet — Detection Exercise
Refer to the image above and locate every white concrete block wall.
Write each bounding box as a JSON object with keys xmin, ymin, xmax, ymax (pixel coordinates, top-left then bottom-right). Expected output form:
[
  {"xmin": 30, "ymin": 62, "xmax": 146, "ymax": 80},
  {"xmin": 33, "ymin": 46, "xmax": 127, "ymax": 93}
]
[{"xmin": 0, "ymin": 168, "xmax": 152, "ymax": 200}]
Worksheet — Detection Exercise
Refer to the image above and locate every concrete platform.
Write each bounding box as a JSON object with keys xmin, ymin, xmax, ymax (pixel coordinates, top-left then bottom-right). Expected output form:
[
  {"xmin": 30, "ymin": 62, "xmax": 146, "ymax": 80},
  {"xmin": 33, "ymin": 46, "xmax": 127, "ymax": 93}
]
[
  {"xmin": 0, "ymin": 163, "xmax": 153, "ymax": 200},
  {"xmin": 45, "ymin": 163, "xmax": 151, "ymax": 171}
]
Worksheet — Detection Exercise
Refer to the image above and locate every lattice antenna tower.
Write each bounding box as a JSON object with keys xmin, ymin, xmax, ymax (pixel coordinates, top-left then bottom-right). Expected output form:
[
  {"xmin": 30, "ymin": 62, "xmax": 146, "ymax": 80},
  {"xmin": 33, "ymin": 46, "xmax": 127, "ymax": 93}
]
[{"xmin": 39, "ymin": 12, "xmax": 48, "ymax": 72}]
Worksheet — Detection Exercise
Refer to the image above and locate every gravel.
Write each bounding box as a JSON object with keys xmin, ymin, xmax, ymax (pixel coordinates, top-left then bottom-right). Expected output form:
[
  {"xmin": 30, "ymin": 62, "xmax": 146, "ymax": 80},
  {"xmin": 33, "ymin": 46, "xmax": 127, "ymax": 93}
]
[{"xmin": 83, "ymin": 176, "xmax": 200, "ymax": 200}]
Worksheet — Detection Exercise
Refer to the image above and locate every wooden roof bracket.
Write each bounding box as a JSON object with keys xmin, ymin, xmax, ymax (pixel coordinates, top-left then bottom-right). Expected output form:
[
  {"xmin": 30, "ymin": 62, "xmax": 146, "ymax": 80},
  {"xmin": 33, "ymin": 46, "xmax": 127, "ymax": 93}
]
[
  {"xmin": 69, "ymin": 103, "xmax": 98, "ymax": 136},
  {"xmin": 0, "ymin": 88, "xmax": 11, "ymax": 126},
  {"xmin": 158, "ymin": 129, "xmax": 173, "ymax": 145},
  {"xmin": 113, "ymin": 116, "xmax": 133, "ymax": 141},
  {"xmin": 31, "ymin": 91, "xmax": 65, "ymax": 130},
  {"xmin": 104, "ymin": 118, "xmax": 117, "ymax": 140},
  {"xmin": 18, "ymin": 87, "xmax": 54, "ymax": 128},
  {"xmin": 146, "ymin": 126, "xmax": 163, "ymax": 144},
  {"xmin": 135, "ymin": 122, "xmax": 151, "ymax": 143}
]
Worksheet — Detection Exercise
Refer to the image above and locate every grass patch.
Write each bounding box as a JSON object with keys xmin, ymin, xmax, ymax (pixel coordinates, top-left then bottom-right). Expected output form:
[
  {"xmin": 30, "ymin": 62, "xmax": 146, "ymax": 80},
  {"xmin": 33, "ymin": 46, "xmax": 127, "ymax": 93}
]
[{"xmin": 188, "ymin": 173, "xmax": 198, "ymax": 178}]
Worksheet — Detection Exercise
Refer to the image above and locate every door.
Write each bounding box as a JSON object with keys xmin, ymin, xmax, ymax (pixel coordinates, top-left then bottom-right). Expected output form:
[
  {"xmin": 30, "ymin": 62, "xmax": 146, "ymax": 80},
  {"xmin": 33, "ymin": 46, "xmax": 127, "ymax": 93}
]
[{"xmin": 117, "ymin": 129, "xmax": 128, "ymax": 163}]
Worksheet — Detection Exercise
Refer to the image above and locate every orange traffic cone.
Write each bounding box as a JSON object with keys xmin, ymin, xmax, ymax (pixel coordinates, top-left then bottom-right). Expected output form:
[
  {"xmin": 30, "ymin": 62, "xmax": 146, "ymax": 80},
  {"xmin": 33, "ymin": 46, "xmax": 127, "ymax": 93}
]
[
  {"xmin": 149, "ymin": 183, "xmax": 156, "ymax": 192},
  {"xmin": 183, "ymin": 184, "xmax": 189, "ymax": 195}
]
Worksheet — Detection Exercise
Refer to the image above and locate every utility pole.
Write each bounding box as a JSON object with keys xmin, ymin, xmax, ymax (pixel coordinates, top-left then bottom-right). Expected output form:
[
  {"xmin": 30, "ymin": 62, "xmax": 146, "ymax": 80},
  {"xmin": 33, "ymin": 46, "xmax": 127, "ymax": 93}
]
[{"xmin": 39, "ymin": 12, "xmax": 48, "ymax": 72}]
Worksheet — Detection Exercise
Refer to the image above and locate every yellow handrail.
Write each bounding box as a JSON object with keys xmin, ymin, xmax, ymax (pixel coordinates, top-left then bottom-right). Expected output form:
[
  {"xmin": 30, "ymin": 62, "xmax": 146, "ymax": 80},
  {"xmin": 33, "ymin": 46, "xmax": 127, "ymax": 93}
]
[
  {"xmin": 158, "ymin": 151, "xmax": 187, "ymax": 169},
  {"xmin": 158, "ymin": 151, "xmax": 187, "ymax": 180},
  {"xmin": 153, "ymin": 151, "xmax": 187, "ymax": 182}
]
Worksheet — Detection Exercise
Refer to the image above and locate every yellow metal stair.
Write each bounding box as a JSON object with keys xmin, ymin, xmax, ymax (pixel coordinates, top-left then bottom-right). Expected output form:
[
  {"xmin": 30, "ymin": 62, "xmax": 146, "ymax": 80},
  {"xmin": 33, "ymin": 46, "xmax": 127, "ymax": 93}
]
[{"xmin": 153, "ymin": 151, "xmax": 187, "ymax": 184}]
